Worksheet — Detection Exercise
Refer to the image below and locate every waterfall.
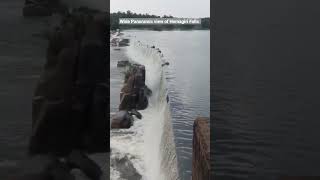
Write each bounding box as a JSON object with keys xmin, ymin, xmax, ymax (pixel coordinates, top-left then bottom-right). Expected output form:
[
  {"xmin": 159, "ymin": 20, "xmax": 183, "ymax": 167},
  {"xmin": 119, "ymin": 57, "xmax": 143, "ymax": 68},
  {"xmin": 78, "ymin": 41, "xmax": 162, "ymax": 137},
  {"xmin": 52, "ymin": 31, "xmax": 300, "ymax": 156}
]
[{"xmin": 125, "ymin": 40, "xmax": 180, "ymax": 180}]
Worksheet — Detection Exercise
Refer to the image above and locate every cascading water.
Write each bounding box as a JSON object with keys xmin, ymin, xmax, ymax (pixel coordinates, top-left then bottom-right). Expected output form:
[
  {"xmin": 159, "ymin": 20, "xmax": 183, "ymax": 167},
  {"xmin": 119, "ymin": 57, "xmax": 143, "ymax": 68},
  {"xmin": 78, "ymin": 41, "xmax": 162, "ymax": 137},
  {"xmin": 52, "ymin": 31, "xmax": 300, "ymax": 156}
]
[{"xmin": 110, "ymin": 36, "xmax": 180, "ymax": 180}]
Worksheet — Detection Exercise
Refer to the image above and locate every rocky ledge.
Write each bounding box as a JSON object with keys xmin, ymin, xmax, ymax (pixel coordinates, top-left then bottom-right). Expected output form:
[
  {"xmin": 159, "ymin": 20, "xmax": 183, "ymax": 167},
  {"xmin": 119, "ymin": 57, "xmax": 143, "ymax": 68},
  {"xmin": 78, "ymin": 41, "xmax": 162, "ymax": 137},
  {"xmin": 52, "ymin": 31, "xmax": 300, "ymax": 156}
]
[{"xmin": 111, "ymin": 60, "xmax": 152, "ymax": 129}]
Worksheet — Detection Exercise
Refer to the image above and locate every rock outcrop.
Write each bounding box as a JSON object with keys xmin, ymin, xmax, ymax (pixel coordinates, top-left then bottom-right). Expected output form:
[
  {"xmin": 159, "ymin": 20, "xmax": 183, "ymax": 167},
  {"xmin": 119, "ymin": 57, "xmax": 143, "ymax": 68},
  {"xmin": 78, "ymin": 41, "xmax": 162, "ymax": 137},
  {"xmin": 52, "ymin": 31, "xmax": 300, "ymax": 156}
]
[
  {"xmin": 119, "ymin": 63, "xmax": 150, "ymax": 111},
  {"xmin": 117, "ymin": 60, "xmax": 130, "ymax": 67},
  {"xmin": 111, "ymin": 109, "xmax": 143, "ymax": 129},
  {"xmin": 192, "ymin": 117, "xmax": 210, "ymax": 180},
  {"xmin": 118, "ymin": 38, "xmax": 130, "ymax": 47},
  {"xmin": 111, "ymin": 110, "xmax": 134, "ymax": 129}
]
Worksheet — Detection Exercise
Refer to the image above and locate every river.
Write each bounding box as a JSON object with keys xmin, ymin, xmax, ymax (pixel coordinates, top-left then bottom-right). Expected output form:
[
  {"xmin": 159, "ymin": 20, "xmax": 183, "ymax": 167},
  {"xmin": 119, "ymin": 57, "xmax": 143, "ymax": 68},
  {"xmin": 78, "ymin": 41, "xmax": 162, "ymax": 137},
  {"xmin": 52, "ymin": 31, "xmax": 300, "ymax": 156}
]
[{"xmin": 110, "ymin": 30, "xmax": 210, "ymax": 180}]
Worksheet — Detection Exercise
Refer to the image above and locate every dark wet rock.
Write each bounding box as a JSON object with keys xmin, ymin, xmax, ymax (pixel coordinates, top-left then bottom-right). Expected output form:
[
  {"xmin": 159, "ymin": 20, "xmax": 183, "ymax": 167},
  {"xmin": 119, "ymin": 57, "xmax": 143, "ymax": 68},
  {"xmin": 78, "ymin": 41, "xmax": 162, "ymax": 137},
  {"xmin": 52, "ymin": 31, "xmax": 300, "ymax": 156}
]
[
  {"xmin": 134, "ymin": 73, "xmax": 145, "ymax": 89},
  {"xmin": 117, "ymin": 60, "xmax": 129, "ymax": 67},
  {"xmin": 162, "ymin": 62, "xmax": 170, "ymax": 66},
  {"xmin": 119, "ymin": 93, "xmax": 137, "ymax": 111},
  {"xmin": 119, "ymin": 64, "xmax": 150, "ymax": 111},
  {"xmin": 111, "ymin": 156, "xmax": 142, "ymax": 180},
  {"xmin": 192, "ymin": 117, "xmax": 210, "ymax": 180},
  {"xmin": 66, "ymin": 150, "xmax": 102, "ymax": 180},
  {"xmin": 144, "ymin": 86, "xmax": 152, "ymax": 97},
  {"xmin": 129, "ymin": 109, "xmax": 142, "ymax": 119},
  {"xmin": 136, "ymin": 89, "xmax": 148, "ymax": 110},
  {"xmin": 118, "ymin": 39, "xmax": 130, "ymax": 47},
  {"xmin": 111, "ymin": 110, "xmax": 134, "ymax": 129},
  {"xmin": 120, "ymin": 38, "xmax": 129, "ymax": 44}
]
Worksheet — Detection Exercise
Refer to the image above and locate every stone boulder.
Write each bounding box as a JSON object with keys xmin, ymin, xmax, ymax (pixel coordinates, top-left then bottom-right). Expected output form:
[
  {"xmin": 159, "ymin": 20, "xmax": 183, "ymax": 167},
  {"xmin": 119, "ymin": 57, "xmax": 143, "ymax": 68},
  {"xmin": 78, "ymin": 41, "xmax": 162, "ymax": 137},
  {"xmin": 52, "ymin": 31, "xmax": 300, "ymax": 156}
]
[
  {"xmin": 136, "ymin": 88, "xmax": 148, "ymax": 110},
  {"xmin": 111, "ymin": 111, "xmax": 133, "ymax": 129},
  {"xmin": 117, "ymin": 60, "xmax": 129, "ymax": 67},
  {"xmin": 192, "ymin": 117, "xmax": 210, "ymax": 180},
  {"xmin": 118, "ymin": 39, "xmax": 130, "ymax": 47},
  {"xmin": 129, "ymin": 109, "xmax": 142, "ymax": 120},
  {"xmin": 119, "ymin": 63, "xmax": 150, "ymax": 111},
  {"xmin": 162, "ymin": 62, "xmax": 170, "ymax": 66},
  {"xmin": 119, "ymin": 93, "xmax": 137, "ymax": 111}
]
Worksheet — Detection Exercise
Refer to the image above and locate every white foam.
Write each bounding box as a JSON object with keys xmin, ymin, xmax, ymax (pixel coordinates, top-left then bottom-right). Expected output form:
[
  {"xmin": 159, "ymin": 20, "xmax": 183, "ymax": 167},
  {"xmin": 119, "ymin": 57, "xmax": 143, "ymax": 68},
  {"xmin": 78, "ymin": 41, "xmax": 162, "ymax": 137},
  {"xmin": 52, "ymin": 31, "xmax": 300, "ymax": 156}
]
[{"xmin": 110, "ymin": 39, "xmax": 169, "ymax": 180}]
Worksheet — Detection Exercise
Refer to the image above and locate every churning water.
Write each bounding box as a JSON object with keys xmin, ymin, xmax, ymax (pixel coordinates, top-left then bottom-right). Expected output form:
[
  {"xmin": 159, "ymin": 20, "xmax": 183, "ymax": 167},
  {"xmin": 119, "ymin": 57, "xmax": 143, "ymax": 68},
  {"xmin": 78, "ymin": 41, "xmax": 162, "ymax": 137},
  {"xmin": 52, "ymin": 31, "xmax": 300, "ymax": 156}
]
[{"xmin": 110, "ymin": 30, "xmax": 210, "ymax": 180}]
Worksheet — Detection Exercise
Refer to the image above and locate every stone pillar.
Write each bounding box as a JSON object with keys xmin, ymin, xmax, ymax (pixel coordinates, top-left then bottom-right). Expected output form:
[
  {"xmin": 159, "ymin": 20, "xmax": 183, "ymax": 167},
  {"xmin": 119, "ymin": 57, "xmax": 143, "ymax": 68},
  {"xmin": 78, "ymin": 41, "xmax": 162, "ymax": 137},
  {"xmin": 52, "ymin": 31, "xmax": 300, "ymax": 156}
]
[{"xmin": 192, "ymin": 117, "xmax": 210, "ymax": 180}]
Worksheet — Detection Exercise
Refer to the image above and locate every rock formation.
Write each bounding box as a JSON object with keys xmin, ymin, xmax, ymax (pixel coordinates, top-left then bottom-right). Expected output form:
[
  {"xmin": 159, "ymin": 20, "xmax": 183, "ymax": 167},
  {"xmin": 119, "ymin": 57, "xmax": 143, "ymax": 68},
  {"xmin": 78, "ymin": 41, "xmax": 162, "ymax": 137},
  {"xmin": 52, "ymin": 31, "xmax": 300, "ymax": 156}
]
[
  {"xmin": 112, "ymin": 56, "xmax": 151, "ymax": 129},
  {"xmin": 192, "ymin": 117, "xmax": 210, "ymax": 180},
  {"xmin": 111, "ymin": 110, "xmax": 134, "ymax": 129},
  {"xmin": 117, "ymin": 60, "xmax": 130, "ymax": 67},
  {"xmin": 119, "ymin": 63, "xmax": 150, "ymax": 111},
  {"xmin": 118, "ymin": 38, "xmax": 130, "ymax": 47}
]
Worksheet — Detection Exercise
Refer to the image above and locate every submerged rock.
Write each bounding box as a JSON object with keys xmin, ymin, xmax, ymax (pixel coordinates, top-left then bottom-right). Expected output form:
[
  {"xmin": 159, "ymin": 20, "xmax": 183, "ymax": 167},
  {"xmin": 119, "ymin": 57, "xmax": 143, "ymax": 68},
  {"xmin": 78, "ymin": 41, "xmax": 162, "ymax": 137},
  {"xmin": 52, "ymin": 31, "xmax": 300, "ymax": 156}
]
[
  {"xmin": 117, "ymin": 60, "xmax": 129, "ymax": 67},
  {"xmin": 111, "ymin": 110, "xmax": 134, "ymax": 129},
  {"xmin": 129, "ymin": 109, "xmax": 142, "ymax": 119},
  {"xmin": 111, "ymin": 156, "xmax": 142, "ymax": 180},
  {"xmin": 118, "ymin": 39, "xmax": 130, "ymax": 47},
  {"xmin": 162, "ymin": 62, "xmax": 170, "ymax": 66}
]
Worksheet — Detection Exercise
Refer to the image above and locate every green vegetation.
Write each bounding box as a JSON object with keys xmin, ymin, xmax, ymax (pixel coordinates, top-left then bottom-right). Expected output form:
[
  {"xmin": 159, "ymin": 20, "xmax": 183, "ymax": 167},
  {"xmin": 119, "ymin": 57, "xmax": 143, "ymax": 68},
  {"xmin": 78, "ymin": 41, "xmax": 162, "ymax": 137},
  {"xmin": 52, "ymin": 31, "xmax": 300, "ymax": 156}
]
[{"xmin": 110, "ymin": 10, "xmax": 210, "ymax": 30}]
